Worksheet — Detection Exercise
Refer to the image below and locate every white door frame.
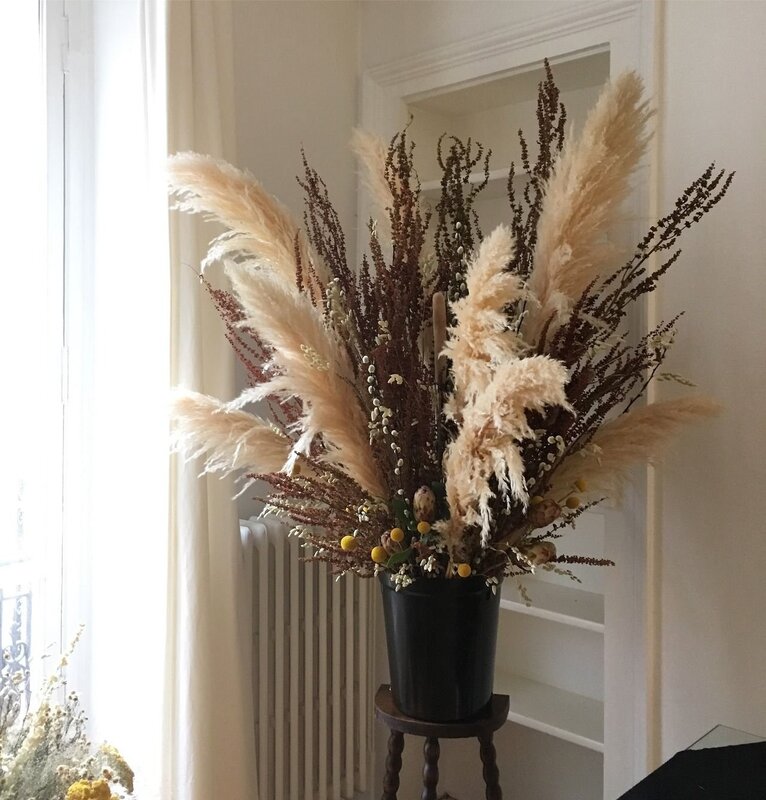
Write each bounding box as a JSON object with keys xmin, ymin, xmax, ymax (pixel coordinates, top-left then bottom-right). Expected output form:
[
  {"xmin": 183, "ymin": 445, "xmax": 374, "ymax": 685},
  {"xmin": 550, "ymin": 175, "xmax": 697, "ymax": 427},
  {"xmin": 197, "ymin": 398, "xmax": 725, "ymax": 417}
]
[{"xmin": 360, "ymin": 2, "xmax": 659, "ymax": 796}]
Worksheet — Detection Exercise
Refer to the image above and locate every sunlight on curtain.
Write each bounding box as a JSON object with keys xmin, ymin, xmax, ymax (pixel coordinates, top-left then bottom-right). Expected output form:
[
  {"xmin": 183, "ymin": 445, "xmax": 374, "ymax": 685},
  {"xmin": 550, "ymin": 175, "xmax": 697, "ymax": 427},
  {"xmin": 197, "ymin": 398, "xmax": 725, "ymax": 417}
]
[
  {"xmin": 164, "ymin": 3, "xmax": 258, "ymax": 798},
  {"xmin": 69, "ymin": 2, "xmax": 170, "ymax": 796},
  {"xmin": 6, "ymin": 3, "xmax": 255, "ymax": 798}
]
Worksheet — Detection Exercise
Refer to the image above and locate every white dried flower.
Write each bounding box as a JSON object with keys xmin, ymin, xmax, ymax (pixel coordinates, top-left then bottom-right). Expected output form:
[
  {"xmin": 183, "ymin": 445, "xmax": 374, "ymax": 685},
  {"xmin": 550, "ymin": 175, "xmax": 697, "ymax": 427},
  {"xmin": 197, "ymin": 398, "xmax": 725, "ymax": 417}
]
[{"xmin": 419, "ymin": 555, "xmax": 438, "ymax": 573}]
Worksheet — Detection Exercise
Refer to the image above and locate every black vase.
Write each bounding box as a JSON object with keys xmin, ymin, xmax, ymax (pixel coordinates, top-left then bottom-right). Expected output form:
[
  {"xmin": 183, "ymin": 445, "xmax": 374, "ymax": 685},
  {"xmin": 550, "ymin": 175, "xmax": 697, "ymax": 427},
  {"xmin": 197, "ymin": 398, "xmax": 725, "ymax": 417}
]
[{"xmin": 379, "ymin": 573, "xmax": 501, "ymax": 722}]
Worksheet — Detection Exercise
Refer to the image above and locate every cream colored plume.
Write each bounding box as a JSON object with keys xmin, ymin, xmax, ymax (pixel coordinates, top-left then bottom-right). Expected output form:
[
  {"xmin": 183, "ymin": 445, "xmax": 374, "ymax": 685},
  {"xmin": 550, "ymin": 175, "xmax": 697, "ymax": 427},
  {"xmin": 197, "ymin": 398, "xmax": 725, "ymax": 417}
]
[
  {"xmin": 167, "ymin": 151, "xmax": 317, "ymax": 288},
  {"xmin": 351, "ymin": 128, "xmax": 394, "ymax": 238},
  {"xmin": 171, "ymin": 389, "xmax": 292, "ymax": 474},
  {"xmin": 548, "ymin": 396, "xmax": 721, "ymax": 498},
  {"xmin": 444, "ymin": 225, "xmax": 527, "ymax": 414},
  {"xmin": 443, "ymin": 355, "xmax": 570, "ymax": 548},
  {"xmin": 225, "ymin": 263, "xmax": 386, "ymax": 498},
  {"xmin": 525, "ymin": 71, "xmax": 653, "ymax": 343}
]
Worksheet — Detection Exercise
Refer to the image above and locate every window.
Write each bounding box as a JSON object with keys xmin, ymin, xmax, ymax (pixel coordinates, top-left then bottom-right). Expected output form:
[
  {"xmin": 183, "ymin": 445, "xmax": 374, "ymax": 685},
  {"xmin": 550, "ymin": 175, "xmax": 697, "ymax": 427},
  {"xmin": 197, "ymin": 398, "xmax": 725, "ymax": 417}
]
[{"xmin": 0, "ymin": 0, "xmax": 66, "ymax": 698}]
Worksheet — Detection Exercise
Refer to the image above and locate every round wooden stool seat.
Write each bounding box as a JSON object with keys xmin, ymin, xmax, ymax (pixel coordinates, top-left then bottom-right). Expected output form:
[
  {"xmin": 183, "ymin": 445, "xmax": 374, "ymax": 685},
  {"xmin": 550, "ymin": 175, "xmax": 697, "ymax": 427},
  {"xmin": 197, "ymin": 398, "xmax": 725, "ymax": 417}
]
[{"xmin": 375, "ymin": 684, "xmax": 510, "ymax": 800}]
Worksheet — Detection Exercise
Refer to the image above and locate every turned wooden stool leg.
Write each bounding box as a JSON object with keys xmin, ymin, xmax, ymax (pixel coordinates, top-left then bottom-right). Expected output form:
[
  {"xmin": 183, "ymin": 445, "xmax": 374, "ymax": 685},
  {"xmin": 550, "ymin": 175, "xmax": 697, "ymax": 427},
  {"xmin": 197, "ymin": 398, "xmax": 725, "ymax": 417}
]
[
  {"xmin": 479, "ymin": 733, "xmax": 502, "ymax": 800},
  {"xmin": 421, "ymin": 736, "xmax": 440, "ymax": 800},
  {"xmin": 382, "ymin": 729, "xmax": 404, "ymax": 800}
]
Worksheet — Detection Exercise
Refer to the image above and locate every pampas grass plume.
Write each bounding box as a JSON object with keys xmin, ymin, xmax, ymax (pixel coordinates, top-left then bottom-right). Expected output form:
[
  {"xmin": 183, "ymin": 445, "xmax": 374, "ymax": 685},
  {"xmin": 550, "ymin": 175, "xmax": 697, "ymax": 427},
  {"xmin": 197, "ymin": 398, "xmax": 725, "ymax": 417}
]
[
  {"xmin": 549, "ymin": 396, "xmax": 721, "ymax": 498},
  {"xmin": 168, "ymin": 152, "xmax": 314, "ymax": 287},
  {"xmin": 351, "ymin": 128, "xmax": 394, "ymax": 238},
  {"xmin": 526, "ymin": 71, "xmax": 653, "ymax": 341},
  {"xmin": 171, "ymin": 389, "xmax": 291, "ymax": 474},
  {"xmin": 444, "ymin": 225, "xmax": 526, "ymax": 413},
  {"xmin": 443, "ymin": 355, "xmax": 570, "ymax": 547},
  {"xmin": 226, "ymin": 263, "xmax": 386, "ymax": 498}
]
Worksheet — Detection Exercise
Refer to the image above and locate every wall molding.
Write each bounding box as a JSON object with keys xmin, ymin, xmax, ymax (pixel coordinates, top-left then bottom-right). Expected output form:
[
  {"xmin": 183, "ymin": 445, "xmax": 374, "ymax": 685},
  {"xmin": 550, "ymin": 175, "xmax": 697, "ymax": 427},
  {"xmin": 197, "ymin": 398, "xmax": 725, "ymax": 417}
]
[{"xmin": 366, "ymin": 0, "xmax": 642, "ymax": 94}]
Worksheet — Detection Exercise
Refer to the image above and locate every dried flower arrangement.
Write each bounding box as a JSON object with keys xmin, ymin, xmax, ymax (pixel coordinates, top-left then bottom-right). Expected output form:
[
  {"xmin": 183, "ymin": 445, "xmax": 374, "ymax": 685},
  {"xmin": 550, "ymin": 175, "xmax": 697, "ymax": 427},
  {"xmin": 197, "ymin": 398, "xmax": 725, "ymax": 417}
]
[
  {"xmin": 0, "ymin": 628, "xmax": 135, "ymax": 800},
  {"xmin": 170, "ymin": 63, "xmax": 731, "ymax": 590}
]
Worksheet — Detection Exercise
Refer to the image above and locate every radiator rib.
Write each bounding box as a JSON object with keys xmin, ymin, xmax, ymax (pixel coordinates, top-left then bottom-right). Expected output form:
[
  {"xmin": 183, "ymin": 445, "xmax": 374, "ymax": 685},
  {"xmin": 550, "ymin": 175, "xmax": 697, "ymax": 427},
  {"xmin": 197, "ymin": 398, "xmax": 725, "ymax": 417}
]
[
  {"xmin": 289, "ymin": 536, "xmax": 300, "ymax": 800},
  {"xmin": 318, "ymin": 561, "xmax": 328, "ymax": 800},
  {"xmin": 241, "ymin": 518, "xmax": 372, "ymax": 800},
  {"xmin": 304, "ymin": 560, "xmax": 314, "ymax": 800}
]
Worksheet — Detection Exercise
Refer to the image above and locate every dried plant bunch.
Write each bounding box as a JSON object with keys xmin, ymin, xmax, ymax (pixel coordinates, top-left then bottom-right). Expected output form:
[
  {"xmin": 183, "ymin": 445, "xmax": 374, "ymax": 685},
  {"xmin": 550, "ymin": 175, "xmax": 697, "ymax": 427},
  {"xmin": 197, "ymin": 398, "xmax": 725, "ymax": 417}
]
[
  {"xmin": 0, "ymin": 628, "xmax": 135, "ymax": 800},
  {"xmin": 170, "ymin": 61, "xmax": 731, "ymax": 588}
]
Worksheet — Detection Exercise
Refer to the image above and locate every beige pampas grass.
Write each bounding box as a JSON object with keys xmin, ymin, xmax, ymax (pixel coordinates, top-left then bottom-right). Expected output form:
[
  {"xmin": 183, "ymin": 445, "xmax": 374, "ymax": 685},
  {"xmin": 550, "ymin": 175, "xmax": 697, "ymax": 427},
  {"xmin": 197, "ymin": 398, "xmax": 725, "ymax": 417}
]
[
  {"xmin": 351, "ymin": 128, "xmax": 394, "ymax": 238},
  {"xmin": 226, "ymin": 263, "xmax": 386, "ymax": 498},
  {"xmin": 171, "ymin": 389, "xmax": 291, "ymax": 474},
  {"xmin": 443, "ymin": 355, "xmax": 570, "ymax": 547},
  {"xmin": 525, "ymin": 71, "xmax": 653, "ymax": 342},
  {"xmin": 167, "ymin": 152, "xmax": 316, "ymax": 288},
  {"xmin": 549, "ymin": 396, "xmax": 721, "ymax": 498},
  {"xmin": 443, "ymin": 225, "xmax": 527, "ymax": 415}
]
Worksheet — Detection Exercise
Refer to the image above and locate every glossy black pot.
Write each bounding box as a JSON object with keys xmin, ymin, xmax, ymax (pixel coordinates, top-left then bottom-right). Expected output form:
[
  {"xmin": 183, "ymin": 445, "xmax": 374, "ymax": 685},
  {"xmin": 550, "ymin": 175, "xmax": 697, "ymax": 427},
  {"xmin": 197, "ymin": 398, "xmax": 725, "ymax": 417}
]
[{"xmin": 379, "ymin": 573, "xmax": 501, "ymax": 722}]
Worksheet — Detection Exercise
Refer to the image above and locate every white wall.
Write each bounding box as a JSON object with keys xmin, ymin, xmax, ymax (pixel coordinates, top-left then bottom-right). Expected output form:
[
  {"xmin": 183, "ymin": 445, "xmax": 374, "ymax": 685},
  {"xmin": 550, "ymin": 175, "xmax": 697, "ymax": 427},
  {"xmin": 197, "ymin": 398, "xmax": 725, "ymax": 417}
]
[
  {"xmin": 232, "ymin": 0, "xmax": 358, "ymax": 222},
  {"xmin": 656, "ymin": 0, "xmax": 766, "ymax": 759},
  {"xmin": 360, "ymin": 0, "xmax": 573, "ymax": 67}
]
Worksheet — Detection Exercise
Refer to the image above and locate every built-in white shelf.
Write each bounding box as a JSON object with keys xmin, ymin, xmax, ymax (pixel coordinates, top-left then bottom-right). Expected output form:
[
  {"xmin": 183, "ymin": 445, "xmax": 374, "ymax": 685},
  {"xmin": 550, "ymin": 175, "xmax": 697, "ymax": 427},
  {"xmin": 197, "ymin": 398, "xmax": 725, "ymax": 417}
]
[
  {"xmin": 500, "ymin": 580, "xmax": 605, "ymax": 634},
  {"xmin": 495, "ymin": 669, "xmax": 605, "ymax": 753},
  {"xmin": 376, "ymin": 33, "xmax": 618, "ymax": 798},
  {"xmin": 420, "ymin": 166, "xmax": 526, "ymax": 199}
]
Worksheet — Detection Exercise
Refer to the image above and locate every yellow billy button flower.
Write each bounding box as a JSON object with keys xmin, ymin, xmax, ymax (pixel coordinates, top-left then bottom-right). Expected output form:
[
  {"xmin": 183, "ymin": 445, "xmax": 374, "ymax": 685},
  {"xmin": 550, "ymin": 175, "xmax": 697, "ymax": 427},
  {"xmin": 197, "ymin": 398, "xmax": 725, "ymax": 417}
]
[
  {"xmin": 530, "ymin": 495, "xmax": 545, "ymax": 505},
  {"xmin": 574, "ymin": 478, "xmax": 588, "ymax": 493},
  {"xmin": 371, "ymin": 546, "xmax": 388, "ymax": 564},
  {"xmin": 457, "ymin": 563, "xmax": 472, "ymax": 578},
  {"xmin": 340, "ymin": 535, "xmax": 358, "ymax": 552},
  {"xmin": 66, "ymin": 780, "xmax": 112, "ymax": 800},
  {"xmin": 390, "ymin": 527, "xmax": 405, "ymax": 543},
  {"xmin": 566, "ymin": 495, "xmax": 581, "ymax": 509},
  {"xmin": 416, "ymin": 521, "xmax": 431, "ymax": 535}
]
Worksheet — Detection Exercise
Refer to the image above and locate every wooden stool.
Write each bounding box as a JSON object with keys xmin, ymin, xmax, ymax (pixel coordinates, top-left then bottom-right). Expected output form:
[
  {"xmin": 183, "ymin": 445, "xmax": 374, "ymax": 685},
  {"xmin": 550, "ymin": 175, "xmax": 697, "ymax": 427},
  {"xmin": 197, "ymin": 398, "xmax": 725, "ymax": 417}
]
[{"xmin": 375, "ymin": 684, "xmax": 510, "ymax": 800}]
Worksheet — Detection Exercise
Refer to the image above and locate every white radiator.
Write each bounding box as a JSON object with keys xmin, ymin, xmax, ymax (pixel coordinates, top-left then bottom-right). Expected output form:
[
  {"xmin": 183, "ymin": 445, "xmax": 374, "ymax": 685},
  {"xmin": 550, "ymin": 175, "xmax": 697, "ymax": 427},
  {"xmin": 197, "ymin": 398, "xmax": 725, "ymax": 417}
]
[{"xmin": 240, "ymin": 518, "xmax": 375, "ymax": 800}]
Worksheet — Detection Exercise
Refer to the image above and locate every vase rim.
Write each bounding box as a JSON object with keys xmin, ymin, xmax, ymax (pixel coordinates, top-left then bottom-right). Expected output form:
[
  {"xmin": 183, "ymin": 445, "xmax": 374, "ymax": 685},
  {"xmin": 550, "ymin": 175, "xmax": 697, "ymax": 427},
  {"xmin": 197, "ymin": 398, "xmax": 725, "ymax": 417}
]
[{"xmin": 378, "ymin": 572, "xmax": 500, "ymax": 596}]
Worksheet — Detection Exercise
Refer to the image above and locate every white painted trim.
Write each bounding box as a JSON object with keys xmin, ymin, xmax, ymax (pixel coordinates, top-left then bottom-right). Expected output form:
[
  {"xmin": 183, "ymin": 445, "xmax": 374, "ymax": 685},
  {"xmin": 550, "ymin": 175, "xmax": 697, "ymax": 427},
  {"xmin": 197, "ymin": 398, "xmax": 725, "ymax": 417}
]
[
  {"xmin": 367, "ymin": 0, "xmax": 641, "ymax": 91},
  {"xmin": 361, "ymin": 2, "xmax": 657, "ymax": 796},
  {"xmin": 644, "ymin": 0, "xmax": 665, "ymax": 775}
]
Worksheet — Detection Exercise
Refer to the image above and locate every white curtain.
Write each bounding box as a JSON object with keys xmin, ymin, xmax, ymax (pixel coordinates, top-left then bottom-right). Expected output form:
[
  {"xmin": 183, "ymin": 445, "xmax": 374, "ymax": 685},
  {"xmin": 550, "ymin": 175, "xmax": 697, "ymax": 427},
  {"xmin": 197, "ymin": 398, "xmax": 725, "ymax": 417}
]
[
  {"xmin": 64, "ymin": 1, "xmax": 256, "ymax": 798},
  {"xmin": 80, "ymin": 1, "xmax": 171, "ymax": 796},
  {"xmin": 164, "ymin": 3, "xmax": 259, "ymax": 800}
]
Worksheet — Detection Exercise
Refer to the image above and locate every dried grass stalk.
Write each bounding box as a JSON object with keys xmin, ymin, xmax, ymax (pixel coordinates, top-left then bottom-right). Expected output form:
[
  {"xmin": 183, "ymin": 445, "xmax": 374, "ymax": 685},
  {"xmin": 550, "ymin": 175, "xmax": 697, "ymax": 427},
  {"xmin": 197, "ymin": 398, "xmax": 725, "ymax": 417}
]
[
  {"xmin": 167, "ymin": 152, "xmax": 315, "ymax": 287},
  {"xmin": 226, "ymin": 263, "xmax": 386, "ymax": 498},
  {"xmin": 432, "ymin": 291, "xmax": 447, "ymax": 386},
  {"xmin": 443, "ymin": 355, "xmax": 570, "ymax": 547},
  {"xmin": 526, "ymin": 71, "xmax": 653, "ymax": 341},
  {"xmin": 444, "ymin": 225, "xmax": 526, "ymax": 414},
  {"xmin": 549, "ymin": 396, "xmax": 721, "ymax": 498},
  {"xmin": 171, "ymin": 389, "xmax": 291, "ymax": 474}
]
